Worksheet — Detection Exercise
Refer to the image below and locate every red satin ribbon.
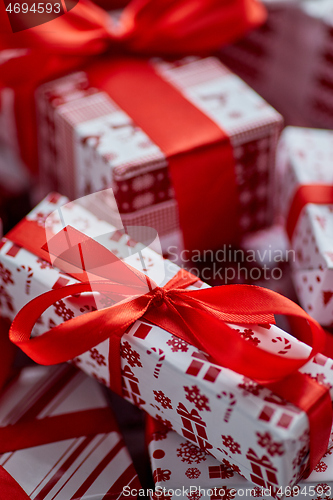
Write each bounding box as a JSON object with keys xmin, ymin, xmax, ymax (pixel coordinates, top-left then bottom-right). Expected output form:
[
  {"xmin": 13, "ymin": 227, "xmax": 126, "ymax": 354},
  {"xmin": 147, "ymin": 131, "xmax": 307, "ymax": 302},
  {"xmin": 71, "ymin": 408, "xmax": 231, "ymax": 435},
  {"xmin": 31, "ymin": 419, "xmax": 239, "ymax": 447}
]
[
  {"xmin": 0, "ymin": 0, "xmax": 266, "ymax": 175},
  {"xmin": 0, "ymin": 407, "xmax": 118, "ymax": 453},
  {"xmin": 286, "ymin": 184, "xmax": 333, "ymax": 239},
  {"xmin": 0, "ymin": 468, "xmax": 30, "ymax": 500},
  {"xmin": 8, "ymin": 224, "xmax": 333, "ymax": 476},
  {"xmin": 0, "ymin": 370, "xmax": 122, "ymax": 499},
  {"xmin": 85, "ymin": 57, "xmax": 239, "ymax": 249}
]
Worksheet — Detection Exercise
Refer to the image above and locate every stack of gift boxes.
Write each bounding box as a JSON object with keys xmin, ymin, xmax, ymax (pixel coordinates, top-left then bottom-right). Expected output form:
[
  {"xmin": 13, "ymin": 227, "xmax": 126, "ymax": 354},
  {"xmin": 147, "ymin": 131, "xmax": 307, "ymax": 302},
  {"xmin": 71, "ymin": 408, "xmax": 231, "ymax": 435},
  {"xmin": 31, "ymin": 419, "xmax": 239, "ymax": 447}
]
[{"xmin": 1, "ymin": 0, "xmax": 333, "ymax": 498}]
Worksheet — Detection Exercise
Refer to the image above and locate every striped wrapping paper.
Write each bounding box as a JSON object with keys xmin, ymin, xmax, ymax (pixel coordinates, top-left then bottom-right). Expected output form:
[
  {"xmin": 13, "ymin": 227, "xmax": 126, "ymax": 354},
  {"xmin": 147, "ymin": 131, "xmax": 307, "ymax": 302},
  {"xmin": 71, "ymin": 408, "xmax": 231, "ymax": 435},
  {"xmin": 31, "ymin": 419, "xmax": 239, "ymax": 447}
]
[{"xmin": 0, "ymin": 364, "xmax": 141, "ymax": 499}]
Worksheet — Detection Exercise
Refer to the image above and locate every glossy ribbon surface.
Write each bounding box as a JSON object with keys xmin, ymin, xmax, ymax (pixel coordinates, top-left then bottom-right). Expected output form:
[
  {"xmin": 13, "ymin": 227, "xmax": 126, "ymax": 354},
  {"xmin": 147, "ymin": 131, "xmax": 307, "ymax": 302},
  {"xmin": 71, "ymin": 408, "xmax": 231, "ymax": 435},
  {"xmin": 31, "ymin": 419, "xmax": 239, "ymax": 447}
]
[
  {"xmin": 8, "ymin": 225, "xmax": 333, "ymax": 476},
  {"xmin": 286, "ymin": 184, "xmax": 333, "ymax": 239},
  {"xmin": 0, "ymin": 0, "xmax": 266, "ymax": 175}
]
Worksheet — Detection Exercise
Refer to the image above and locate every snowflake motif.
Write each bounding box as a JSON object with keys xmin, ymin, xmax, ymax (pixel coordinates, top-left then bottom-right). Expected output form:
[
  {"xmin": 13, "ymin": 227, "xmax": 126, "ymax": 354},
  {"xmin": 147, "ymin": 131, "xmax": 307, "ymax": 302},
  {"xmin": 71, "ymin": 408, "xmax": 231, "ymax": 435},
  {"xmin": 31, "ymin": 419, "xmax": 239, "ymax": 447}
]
[
  {"xmin": 155, "ymin": 415, "xmax": 173, "ymax": 430},
  {"xmin": 185, "ymin": 468, "xmax": 201, "ymax": 479},
  {"xmin": 221, "ymin": 487, "xmax": 237, "ymax": 500},
  {"xmin": 305, "ymin": 372, "xmax": 332, "ymax": 390},
  {"xmin": 54, "ymin": 300, "xmax": 74, "ymax": 321},
  {"xmin": 152, "ymin": 429, "xmax": 169, "ymax": 441},
  {"xmin": 221, "ymin": 436, "xmax": 241, "ymax": 454},
  {"xmin": 120, "ymin": 341, "xmax": 142, "ymax": 367},
  {"xmin": 36, "ymin": 258, "xmax": 52, "ymax": 270},
  {"xmin": 238, "ymin": 328, "xmax": 261, "ymax": 346},
  {"xmin": 315, "ymin": 484, "xmax": 331, "ymax": 495},
  {"xmin": 315, "ymin": 461, "xmax": 328, "ymax": 473},
  {"xmin": 91, "ymin": 373, "xmax": 107, "ymax": 386},
  {"xmin": 71, "ymin": 356, "xmax": 82, "ymax": 367},
  {"xmin": 32, "ymin": 211, "xmax": 48, "ymax": 227},
  {"xmin": 251, "ymin": 487, "xmax": 263, "ymax": 497},
  {"xmin": 221, "ymin": 458, "xmax": 241, "ymax": 475},
  {"xmin": 153, "ymin": 390, "xmax": 172, "ymax": 409},
  {"xmin": 89, "ymin": 348, "xmax": 106, "ymax": 366},
  {"xmin": 166, "ymin": 337, "xmax": 189, "ymax": 352},
  {"xmin": 187, "ymin": 491, "xmax": 202, "ymax": 500},
  {"xmin": 0, "ymin": 286, "xmax": 14, "ymax": 311},
  {"xmin": 256, "ymin": 432, "xmax": 284, "ymax": 456},
  {"xmin": 184, "ymin": 385, "xmax": 211, "ymax": 411},
  {"xmin": 324, "ymin": 448, "xmax": 333, "ymax": 458},
  {"xmin": 238, "ymin": 377, "xmax": 263, "ymax": 397},
  {"xmin": 0, "ymin": 263, "xmax": 13, "ymax": 285},
  {"xmin": 176, "ymin": 442, "xmax": 207, "ymax": 464}
]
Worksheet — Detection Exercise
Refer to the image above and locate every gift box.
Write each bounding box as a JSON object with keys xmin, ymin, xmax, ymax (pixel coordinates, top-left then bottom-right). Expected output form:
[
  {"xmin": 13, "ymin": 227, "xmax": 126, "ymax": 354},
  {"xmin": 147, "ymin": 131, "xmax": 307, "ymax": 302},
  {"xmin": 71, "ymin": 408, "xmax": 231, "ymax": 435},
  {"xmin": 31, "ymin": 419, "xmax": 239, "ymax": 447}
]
[
  {"xmin": 0, "ymin": 0, "xmax": 267, "ymax": 181},
  {"xmin": 219, "ymin": 0, "xmax": 333, "ymax": 129},
  {"xmin": 36, "ymin": 56, "xmax": 283, "ymax": 250},
  {"xmin": 1, "ymin": 192, "xmax": 333, "ymax": 492},
  {"xmin": 146, "ymin": 415, "xmax": 333, "ymax": 500},
  {"xmin": 276, "ymin": 126, "xmax": 333, "ymax": 327},
  {"xmin": 0, "ymin": 362, "xmax": 141, "ymax": 499}
]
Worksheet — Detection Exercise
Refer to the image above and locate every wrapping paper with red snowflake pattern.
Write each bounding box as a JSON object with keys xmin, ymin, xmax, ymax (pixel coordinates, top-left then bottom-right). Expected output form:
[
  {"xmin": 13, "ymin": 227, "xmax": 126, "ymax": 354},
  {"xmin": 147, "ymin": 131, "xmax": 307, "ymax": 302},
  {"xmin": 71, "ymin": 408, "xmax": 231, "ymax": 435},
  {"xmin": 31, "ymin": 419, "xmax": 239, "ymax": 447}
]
[
  {"xmin": 147, "ymin": 416, "xmax": 333, "ymax": 500},
  {"xmin": 0, "ymin": 363, "xmax": 141, "ymax": 499},
  {"xmin": 36, "ymin": 56, "xmax": 282, "ymax": 241},
  {"xmin": 1, "ymin": 193, "xmax": 333, "ymax": 490},
  {"xmin": 277, "ymin": 126, "xmax": 333, "ymax": 326}
]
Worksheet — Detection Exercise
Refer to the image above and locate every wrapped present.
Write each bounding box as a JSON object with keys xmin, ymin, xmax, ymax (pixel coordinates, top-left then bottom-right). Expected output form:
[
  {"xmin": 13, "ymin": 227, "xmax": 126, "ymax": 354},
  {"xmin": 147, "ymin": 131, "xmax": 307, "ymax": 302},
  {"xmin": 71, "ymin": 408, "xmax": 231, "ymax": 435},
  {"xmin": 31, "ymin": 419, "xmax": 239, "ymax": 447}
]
[
  {"xmin": 0, "ymin": 362, "xmax": 141, "ymax": 499},
  {"xmin": 219, "ymin": 0, "xmax": 333, "ymax": 129},
  {"xmin": 146, "ymin": 415, "xmax": 333, "ymax": 500},
  {"xmin": 0, "ymin": 0, "xmax": 266, "ymax": 177},
  {"xmin": 35, "ymin": 56, "xmax": 283, "ymax": 250},
  {"xmin": 277, "ymin": 126, "xmax": 333, "ymax": 326},
  {"xmin": 2, "ymin": 192, "xmax": 333, "ymax": 490}
]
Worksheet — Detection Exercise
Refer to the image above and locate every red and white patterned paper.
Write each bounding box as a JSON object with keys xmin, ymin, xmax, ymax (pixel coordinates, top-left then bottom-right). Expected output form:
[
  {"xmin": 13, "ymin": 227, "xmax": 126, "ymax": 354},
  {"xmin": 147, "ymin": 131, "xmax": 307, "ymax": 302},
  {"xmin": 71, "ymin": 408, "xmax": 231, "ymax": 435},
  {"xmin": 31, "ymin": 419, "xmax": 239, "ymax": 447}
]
[
  {"xmin": 147, "ymin": 415, "xmax": 333, "ymax": 500},
  {"xmin": 0, "ymin": 363, "xmax": 141, "ymax": 499},
  {"xmin": 36, "ymin": 56, "xmax": 282, "ymax": 239},
  {"xmin": 277, "ymin": 126, "xmax": 333, "ymax": 326},
  {"xmin": 1, "ymin": 193, "xmax": 333, "ymax": 490}
]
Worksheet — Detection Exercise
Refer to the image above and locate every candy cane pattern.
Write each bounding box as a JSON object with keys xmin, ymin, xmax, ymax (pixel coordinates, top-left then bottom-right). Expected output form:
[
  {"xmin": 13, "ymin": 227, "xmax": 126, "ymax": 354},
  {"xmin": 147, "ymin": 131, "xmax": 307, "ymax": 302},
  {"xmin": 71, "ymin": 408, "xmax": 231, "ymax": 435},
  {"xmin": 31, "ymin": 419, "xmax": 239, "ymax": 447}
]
[
  {"xmin": 217, "ymin": 392, "xmax": 237, "ymax": 423},
  {"xmin": 16, "ymin": 265, "xmax": 33, "ymax": 295},
  {"xmin": 147, "ymin": 347, "xmax": 165, "ymax": 379},
  {"xmin": 271, "ymin": 336, "xmax": 292, "ymax": 355}
]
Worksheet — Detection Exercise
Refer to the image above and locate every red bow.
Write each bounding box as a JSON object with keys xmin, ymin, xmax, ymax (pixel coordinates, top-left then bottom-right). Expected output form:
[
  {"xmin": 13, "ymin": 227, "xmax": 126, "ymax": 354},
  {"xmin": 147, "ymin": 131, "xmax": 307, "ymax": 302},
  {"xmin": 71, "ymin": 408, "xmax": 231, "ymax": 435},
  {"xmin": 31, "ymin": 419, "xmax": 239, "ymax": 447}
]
[
  {"xmin": 8, "ymin": 225, "xmax": 333, "ymax": 476},
  {"xmin": 287, "ymin": 184, "xmax": 333, "ymax": 239},
  {"xmin": 0, "ymin": 0, "xmax": 266, "ymax": 174}
]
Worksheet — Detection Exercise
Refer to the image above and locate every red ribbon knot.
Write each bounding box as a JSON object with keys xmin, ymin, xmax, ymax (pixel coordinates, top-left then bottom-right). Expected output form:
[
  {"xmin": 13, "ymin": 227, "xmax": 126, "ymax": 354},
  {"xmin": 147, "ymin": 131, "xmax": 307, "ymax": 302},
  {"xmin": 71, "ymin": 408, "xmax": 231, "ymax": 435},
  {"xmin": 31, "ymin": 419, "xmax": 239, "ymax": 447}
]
[
  {"xmin": 150, "ymin": 287, "xmax": 166, "ymax": 308},
  {"xmin": 7, "ymin": 225, "xmax": 333, "ymax": 476}
]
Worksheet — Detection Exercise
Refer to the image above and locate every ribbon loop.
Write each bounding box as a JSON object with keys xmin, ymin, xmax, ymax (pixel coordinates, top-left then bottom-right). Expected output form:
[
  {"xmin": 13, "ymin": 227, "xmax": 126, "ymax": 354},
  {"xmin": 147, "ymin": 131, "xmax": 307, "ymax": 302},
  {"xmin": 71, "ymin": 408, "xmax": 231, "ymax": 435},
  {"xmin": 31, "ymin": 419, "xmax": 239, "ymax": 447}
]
[{"xmin": 8, "ymin": 226, "xmax": 333, "ymax": 476}]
